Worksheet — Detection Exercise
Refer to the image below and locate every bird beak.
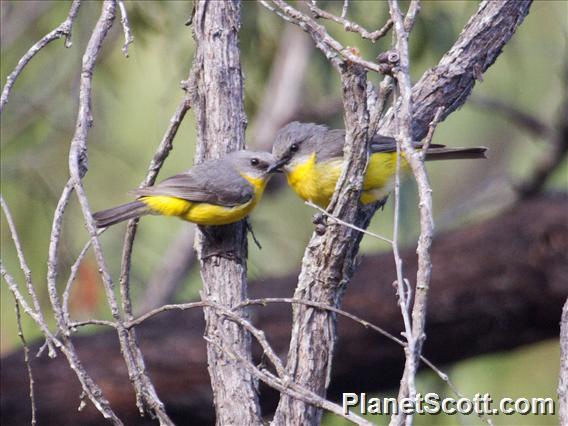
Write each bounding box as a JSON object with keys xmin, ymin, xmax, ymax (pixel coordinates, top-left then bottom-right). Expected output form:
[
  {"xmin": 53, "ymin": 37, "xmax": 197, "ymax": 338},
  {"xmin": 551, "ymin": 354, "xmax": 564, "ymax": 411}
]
[{"xmin": 266, "ymin": 158, "xmax": 288, "ymax": 174}]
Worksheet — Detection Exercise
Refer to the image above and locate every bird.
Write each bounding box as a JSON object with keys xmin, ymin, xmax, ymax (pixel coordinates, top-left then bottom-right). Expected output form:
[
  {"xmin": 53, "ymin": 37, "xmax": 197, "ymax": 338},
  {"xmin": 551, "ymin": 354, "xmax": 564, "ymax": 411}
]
[
  {"xmin": 268, "ymin": 121, "xmax": 487, "ymax": 208},
  {"xmin": 93, "ymin": 150, "xmax": 276, "ymax": 227}
]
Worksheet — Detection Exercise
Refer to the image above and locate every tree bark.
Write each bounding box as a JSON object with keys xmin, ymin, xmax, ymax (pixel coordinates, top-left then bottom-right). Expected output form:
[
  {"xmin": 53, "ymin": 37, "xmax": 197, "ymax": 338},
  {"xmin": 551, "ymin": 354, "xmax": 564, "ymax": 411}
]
[{"xmin": 190, "ymin": 1, "xmax": 261, "ymax": 424}]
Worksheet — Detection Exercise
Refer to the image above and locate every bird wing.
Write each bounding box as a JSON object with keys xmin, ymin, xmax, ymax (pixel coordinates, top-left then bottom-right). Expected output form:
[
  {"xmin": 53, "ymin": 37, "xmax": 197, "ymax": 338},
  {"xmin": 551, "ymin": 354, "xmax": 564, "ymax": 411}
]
[
  {"xmin": 132, "ymin": 160, "xmax": 253, "ymax": 207},
  {"xmin": 370, "ymin": 134, "xmax": 446, "ymax": 153},
  {"xmin": 316, "ymin": 130, "xmax": 446, "ymax": 160}
]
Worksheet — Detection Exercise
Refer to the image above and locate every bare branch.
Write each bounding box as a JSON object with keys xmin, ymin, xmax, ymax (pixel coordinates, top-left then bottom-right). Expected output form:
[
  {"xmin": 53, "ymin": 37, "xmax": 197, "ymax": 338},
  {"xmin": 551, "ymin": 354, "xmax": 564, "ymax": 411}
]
[
  {"xmin": 117, "ymin": 1, "xmax": 134, "ymax": 57},
  {"xmin": 420, "ymin": 106, "xmax": 444, "ymax": 160},
  {"xmin": 0, "ymin": 0, "xmax": 81, "ymax": 114},
  {"xmin": 65, "ymin": 1, "xmax": 172, "ymax": 422},
  {"xmin": 403, "ymin": 0, "xmax": 421, "ymax": 32},
  {"xmin": 307, "ymin": 1, "xmax": 393, "ymax": 42},
  {"xmin": 305, "ymin": 200, "xmax": 393, "ymax": 245},
  {"xmin": 14, "ymin": 301, "xmax": 36, "ymax": 425},
  {"xmin": 388, "ymin": 1, "xmax": 434, "ymax": 424}
]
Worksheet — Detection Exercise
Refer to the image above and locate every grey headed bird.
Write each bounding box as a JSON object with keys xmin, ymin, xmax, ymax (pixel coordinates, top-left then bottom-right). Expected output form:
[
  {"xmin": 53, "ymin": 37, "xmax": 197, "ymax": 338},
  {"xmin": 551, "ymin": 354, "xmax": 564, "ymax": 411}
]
[
  {"xmin": 268, "ymin": 121, "xmax": 487, "ymax": 208},
  {"xmin": 93, "ymin": 150, "xmax": 276, "ymax": 227}
]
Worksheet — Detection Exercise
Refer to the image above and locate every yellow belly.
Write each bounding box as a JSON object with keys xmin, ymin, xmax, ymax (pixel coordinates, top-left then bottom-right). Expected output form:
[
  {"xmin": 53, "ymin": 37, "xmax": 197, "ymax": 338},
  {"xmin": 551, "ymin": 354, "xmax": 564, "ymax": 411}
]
[
  {"xmin": 139, "ymin": 175, "xmax": 266, "ymax": 226},
  {"xmin": 286, "ymin": 152, "xmax": 408, "ymax": 208}
]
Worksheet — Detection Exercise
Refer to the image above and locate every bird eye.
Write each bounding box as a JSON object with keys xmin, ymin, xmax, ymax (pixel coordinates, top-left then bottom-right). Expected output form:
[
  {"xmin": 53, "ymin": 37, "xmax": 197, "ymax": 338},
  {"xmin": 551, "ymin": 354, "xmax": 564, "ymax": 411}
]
[
  {"xmin": 250, "ymin": 158, "xmax": 260, "ymax": 166},
  {"xmin": 290, "ymin": 143, "xmax": 299, "ymax": 152}
]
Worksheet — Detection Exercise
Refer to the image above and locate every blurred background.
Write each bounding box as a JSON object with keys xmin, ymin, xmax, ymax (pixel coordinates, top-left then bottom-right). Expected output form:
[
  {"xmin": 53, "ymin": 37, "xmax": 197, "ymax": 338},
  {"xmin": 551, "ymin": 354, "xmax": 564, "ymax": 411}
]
[{"xmin": 1, "ymin": 1, "xmax": 566, "ymax": 425}]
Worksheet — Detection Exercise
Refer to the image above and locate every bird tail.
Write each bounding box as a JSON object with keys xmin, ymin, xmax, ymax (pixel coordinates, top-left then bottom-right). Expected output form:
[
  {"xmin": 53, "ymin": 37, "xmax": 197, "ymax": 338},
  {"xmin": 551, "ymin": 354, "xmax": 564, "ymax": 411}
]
[
  {"xmin": 93, "ymin": 201, "xmax": 150, "ymax": 228},
  {"xmin": 424, "ymin": 146, "xmax": 488, "ymax": 161}
]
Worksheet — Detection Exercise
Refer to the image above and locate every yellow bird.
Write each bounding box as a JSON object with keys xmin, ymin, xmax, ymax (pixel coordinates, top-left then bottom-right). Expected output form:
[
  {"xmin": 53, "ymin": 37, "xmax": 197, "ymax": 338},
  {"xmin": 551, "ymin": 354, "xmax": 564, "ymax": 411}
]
[
  {"xmin": 93, "ymin": 150, "xmax": 275, "ymax": 227},
  {"xmin": 269, "ymin": 122, "xmax": 487, "ymax": 208}
]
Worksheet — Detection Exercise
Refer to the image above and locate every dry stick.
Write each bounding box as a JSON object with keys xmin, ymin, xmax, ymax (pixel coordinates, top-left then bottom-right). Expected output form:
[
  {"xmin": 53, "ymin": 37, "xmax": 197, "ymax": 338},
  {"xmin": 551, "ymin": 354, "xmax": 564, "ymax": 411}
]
[
  {"xmin": 341, "ymin": 0, "xmax": 349, "ymax": 19},
  {"xmin": 403, "ymin": 0, "xmax": 421, "ymax": 32},
  {"xmin": 305, "ymin": 200, "xmax": 393, "ymax": 244},
  {"xmin": 117, "ymin": 0, "xmax": 134, "ymax": 57},
  {"xmin": 47, "ymin": 180, "xmax": 75, "ymax": 336},
  {"xmin": 66, "ymin": 1, "xmax": 172, "ymax": 423},
  {"xmin": 388, "ymin": 1, "xmax": 434, "ymax": 425},
  {"xmin": 420, "ymin": 106, "xmax": 444, "ymax": 161},
  {"xmin": 14, "ymin": 301, "xmax": 36, "ymax": 426},
  {"xmin": 62, "ymin": 229, "xmax": 106, "ymax": 324},
  {"xmin": 306, "ymin": 1, "xmax": 393, "ymax": 42},
  {"xmin": 0, "ymin": 0, "xmax": 81, "ymax": 114},
  {"xmin": 391, "ymin": 102, "xmax": 414, "ymax": 382},
  {"xmin": 1, "ymin": 263, "xmax": 123, "ymax": 424}
]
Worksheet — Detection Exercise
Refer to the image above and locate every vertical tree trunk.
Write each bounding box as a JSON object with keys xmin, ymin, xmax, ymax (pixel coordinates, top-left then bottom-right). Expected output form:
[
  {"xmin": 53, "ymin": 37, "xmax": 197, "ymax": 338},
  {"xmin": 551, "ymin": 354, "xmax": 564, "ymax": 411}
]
[
  {"xmin": 271, "ymin": 63, "xmax": 372, "ymax": 425},
  {"xmin": 191, "ymin": 1, "xmax": 261, "ymax": 424}
]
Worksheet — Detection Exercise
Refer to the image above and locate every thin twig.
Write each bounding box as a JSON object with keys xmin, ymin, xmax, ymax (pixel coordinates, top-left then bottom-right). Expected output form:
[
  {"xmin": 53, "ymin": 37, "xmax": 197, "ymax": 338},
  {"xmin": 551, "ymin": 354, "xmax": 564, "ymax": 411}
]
[
  {"xmin": 117, "ymin": 1, "xmax": 134, "ymax": 57},
  {"xmin": 341, "ymin": 0, "xmax": 349, "ymax": 19},
  {"xmin": 391, "ymin": 104, "xmax": 414, "ymax": 390},
  {"xmin": 305, "ymin": 200, "xmax": 393, "ymax": 244},
  {"xmin": 14, "ymin": 301, "xmax": 36, "ymax": 425},
  {"xmin": 46, "ymin": 180, "xmax": 74, "ymax": 340},
  {"xmin": 0, "ymin": 0, "xmax": 81, "ymax": 114},
  {"xmin": 307, "ymin": 1, "xmax": 393, "ymax": 42},
  {"xmin": 420, "ymin": 106, "xmax": 444, "ymax": 160},
  {"xmin": 403, "ymin": 0, "xmax": 421, "ymax": 32},
  {"xmin": 70, "ymin": 319, "xmax": 118, "ymax": 329},
  {"xmin": 62, "ymin": 233, "xmax": 104, "ymax": 324},
  {"xmin": 389, "ymin": 1, "xmax": 434, "ymax": 424}
]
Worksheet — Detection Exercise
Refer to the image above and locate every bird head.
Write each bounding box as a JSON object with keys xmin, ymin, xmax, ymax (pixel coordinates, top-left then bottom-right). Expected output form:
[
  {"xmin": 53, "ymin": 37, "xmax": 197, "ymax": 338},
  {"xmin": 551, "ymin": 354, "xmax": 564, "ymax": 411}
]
[{"xmin": 268, "ymin": 122, "xmax": 328, "ymax": 173}]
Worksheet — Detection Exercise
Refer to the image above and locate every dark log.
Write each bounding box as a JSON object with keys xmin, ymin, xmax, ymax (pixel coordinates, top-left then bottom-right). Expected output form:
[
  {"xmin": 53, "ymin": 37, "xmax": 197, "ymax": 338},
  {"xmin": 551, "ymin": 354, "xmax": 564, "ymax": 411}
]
[{"xmin": 1, "ymin": 194, "xmax": 566, "ymax": 425}]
